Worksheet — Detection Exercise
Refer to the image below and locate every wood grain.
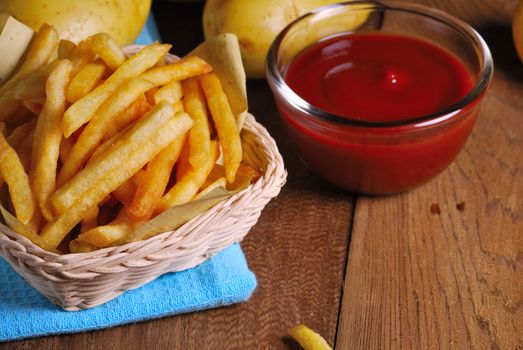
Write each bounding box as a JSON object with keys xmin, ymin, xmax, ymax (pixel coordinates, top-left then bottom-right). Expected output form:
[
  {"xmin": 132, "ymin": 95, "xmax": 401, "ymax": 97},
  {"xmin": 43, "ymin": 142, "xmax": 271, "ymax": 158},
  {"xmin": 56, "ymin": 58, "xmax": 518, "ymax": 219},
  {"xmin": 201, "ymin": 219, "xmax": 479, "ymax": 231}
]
[
  {"xmin": 2, "ymin": 0, "xmax": 523, "ymax": 349},
  {"xmin": 336, "ymin": 1, "xmax": 523, "ymax": 349}
]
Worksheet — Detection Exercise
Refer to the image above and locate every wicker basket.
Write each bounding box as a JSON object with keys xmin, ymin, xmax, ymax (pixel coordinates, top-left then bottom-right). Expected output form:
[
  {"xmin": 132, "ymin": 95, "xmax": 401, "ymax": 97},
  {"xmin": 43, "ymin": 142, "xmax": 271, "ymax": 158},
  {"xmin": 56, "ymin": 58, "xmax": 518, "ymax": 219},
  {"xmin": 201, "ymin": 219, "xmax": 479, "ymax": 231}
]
[{"xmin": 0, "ymin": 110, "xmax": 286, "ymax": 310}]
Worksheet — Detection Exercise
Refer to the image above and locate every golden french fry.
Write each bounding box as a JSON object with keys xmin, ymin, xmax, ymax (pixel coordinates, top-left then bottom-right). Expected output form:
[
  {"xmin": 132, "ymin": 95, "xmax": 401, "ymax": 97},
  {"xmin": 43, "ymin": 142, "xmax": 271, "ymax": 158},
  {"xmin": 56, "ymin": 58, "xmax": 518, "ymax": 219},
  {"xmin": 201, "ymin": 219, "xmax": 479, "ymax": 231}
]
[
  {"xmin": 53, "ymin": 102, "xmax": 192, "ymax": 214},
  {"xmin": 16, "ymin": 128, "xmax": 35, "ymax": 172},
  {"xmin": 66, "ymin": 59, "xmax": 110, "ymax": 103},
  {"xmin": 101, "ymin": 94, "xmax": 151, "ymax": 141},
  {"xmin": 0, "ymin": 24, "xmax": 59, "ymax": 95},
  {"xmin": 141, "ymin": 56, "xmax": 213, "ymax": 86},
  {"xmin": 199, "ymin": 72, "xmax": 242, "ymax": 183},
  {"xmin": 7, "ymin": 120, "xmax": 36, "ymax": 149},
  {"xmin": 77, "ymin": 33, "xmax": 126, "ymax": 71},
  {"xmin": 58, "ymin": 78, "xmax": 156, "ymax": 186},
  {"xmin": 154, "ymin": 80, "xmax": 183, "ymax": 105},
  {"xmin": 59, "ymin": 135, "xmax": 74, "ymax": 164},
  {"xmin": 14, "ymin": 60, "xmax": 60, "ymax": 103},
  {"xmin": 0, "ymin": 91, "xmax": 23, "ymax": 123},
  {"xmin": 62, "ymin": 43, "xmax": 171, "ymax": 137},
  {"xmin": 288, "ymin": 325, "xmax": 333, "ymax": 350},
  {"xmin": 69, "ymin": 240, "xmax": 98, "ymax": 253},
  {"xmin": 57, "ymin": 39, "xmax": 76, "ymax": 59},
  {"xmin": 158, "ymin": 140, "xmax": 218, "ymax": 213},
  {"xmin": 194, "ymin": 177, "xmax": 227, "ymax": 200},
  {"xmin": 44, "ymin": 104, "xmax": 193, "ymax": 249},
  {"xmin": 75, "ymin": 210, "xmax": 142, "ymax": 248},
  {"xmin": 127, "ymin": 132, "xmax": 187, "ymax": 221},
  {"xmin": 175, "ymin": 140, "xmax": 191, "ymax": 182},
  {"xmin": 182, "ymin": 77, "xmax": 212, "ymax": 169},
  {"xmin": 0, "ymin": 205, "xmax": 52, "ymax": 251},
  {"xmin": 80, "ymin": 205, "xmax": 99, "ymax": 233},
  {"xmin": 144, "ymin": 87, "xmax": 159, "ymax": 105},
  {"xmin": 0, "ymin": 132, "xmax": 36, "ymax": 224},
  {"xmin": 68, "ymin": 47, "xmax": 97, "ymax": 77},
  {"xmin": 30, "ymin": 59, "xmax": 72, "ymax": 221},
  {"xmin": 112, "ymin": 178, "xmax": 136, "ymax": 207}
]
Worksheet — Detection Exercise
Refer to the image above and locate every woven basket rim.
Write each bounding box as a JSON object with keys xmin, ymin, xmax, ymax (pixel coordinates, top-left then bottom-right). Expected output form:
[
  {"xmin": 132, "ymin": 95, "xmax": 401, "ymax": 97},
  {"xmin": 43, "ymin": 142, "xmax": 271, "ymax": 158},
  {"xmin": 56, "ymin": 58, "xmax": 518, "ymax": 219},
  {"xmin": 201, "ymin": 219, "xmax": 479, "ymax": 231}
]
[{"xmin": 0, "ymin": 113, "xmax": 285, "ymax": 264}]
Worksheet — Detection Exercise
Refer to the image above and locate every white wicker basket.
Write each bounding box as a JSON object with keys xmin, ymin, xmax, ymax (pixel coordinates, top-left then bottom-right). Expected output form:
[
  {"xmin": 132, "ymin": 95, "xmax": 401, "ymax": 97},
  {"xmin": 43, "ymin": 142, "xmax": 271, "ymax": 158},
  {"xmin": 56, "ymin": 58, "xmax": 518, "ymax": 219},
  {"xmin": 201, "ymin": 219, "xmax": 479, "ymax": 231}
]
[{"xmin": 0, "ymin": 112, "xmax": 286, "ymax": 310}]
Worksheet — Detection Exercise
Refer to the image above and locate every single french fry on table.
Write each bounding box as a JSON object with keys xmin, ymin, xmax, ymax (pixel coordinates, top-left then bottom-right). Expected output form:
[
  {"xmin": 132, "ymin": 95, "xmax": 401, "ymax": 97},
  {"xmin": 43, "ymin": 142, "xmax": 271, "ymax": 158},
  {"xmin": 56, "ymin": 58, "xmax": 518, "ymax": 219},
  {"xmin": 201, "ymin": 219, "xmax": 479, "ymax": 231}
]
[
  {"xmin": 42, "ymin": 102, "xmax": 193, "ymax": 249},
  {"xmin": 30, "ymin": 59, "xmax": 72, "ymax": 221},
  {"xmin": 288, "ymin": 324, "xmax": 333, "ymax": 350},
  {"xmin": 61, "ymin": 43, "xmax": 171, "ymax": 137},
  {"xmin": 199, "ymin": 72, "xmax": 242, "ymax": 183}
]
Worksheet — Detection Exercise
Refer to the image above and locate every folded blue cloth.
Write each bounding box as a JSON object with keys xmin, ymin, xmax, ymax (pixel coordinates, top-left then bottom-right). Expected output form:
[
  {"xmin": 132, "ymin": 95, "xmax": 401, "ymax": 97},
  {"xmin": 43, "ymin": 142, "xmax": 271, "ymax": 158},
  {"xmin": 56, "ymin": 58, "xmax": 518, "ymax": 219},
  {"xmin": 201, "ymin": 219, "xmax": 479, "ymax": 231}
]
[
  {"xmin": 0, "ymin": 244, "xmax": 256, "ymax": 342},
  {"xmin": 135, "ymin": 12, "xmax": 162, "ymax": 46}
]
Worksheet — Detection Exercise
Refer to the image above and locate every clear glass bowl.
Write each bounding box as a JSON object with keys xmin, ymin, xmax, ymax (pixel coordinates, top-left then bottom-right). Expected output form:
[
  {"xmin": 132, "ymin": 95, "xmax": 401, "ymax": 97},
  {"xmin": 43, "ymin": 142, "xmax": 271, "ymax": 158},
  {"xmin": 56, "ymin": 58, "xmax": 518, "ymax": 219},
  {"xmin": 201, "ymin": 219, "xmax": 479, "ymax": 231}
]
[{"xmin": 267, "ymin": 0, "xmax": 493, "ymax": 194}]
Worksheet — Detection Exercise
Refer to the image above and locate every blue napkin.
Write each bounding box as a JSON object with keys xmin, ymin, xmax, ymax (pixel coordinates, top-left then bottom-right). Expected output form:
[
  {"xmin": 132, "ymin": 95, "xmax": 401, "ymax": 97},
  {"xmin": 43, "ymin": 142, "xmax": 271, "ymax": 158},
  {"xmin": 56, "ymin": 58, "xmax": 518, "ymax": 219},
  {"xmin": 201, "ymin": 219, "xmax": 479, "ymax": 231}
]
[{"xmin": 0, "ymin": 244, "xmax": 256, "ymax": 342}]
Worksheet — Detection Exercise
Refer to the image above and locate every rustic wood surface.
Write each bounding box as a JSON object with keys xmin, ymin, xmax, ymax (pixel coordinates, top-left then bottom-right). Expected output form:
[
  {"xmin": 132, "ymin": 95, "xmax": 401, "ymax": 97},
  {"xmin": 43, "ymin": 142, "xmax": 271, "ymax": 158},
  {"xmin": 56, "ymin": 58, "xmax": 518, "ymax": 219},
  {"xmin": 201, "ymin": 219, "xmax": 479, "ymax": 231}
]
[{"xmin": 1, "ymin": 0, "xmax": 521, "ymax": 349}]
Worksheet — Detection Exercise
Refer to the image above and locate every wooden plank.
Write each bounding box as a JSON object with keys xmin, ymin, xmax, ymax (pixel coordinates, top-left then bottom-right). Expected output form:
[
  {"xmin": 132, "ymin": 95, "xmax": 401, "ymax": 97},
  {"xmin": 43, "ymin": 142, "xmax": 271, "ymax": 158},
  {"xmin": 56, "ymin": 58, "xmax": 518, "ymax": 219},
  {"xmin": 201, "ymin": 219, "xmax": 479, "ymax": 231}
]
[{"xmin": 336, "ymin": 1, "xmax": 523, "ymax": 348}]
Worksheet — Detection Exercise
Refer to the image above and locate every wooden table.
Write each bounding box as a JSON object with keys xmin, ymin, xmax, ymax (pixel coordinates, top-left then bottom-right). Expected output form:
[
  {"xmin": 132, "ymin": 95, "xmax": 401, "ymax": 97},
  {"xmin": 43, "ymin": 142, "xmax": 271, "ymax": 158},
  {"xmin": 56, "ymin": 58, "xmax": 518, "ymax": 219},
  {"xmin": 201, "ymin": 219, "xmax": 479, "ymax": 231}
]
[{"xmin": 3, "ymin": 0, "xmax": 522, "ymax": 349}]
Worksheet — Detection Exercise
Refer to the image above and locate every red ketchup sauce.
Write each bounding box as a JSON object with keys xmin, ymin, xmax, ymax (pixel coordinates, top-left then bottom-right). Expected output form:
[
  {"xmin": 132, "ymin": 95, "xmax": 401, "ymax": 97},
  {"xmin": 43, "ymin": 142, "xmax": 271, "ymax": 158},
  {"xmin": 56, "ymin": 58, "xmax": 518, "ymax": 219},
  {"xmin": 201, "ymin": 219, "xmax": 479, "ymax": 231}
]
[{"xmin": 279, "ymin": 33, "xmax": 477, "ymax": 194}]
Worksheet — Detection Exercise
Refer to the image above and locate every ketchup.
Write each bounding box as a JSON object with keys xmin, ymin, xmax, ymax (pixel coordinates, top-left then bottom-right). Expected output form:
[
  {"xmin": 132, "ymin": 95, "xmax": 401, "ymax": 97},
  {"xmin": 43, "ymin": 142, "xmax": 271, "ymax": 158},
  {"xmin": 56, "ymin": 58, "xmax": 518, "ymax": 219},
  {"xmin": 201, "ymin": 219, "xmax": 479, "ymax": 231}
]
[{"xmin": 278, "ymin": 33, "xmax": 478, "ymax": 194}]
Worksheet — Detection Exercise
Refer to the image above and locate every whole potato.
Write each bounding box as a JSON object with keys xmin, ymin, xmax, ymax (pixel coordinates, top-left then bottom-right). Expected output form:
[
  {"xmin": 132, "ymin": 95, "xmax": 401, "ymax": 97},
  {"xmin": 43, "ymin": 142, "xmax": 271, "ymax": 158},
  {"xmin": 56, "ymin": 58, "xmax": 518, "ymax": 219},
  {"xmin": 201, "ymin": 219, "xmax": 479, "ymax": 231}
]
[
  {"xmin": 203, "ymin": 0, "xmax": 366, "ymax": 79},
  {"xmin": 203, "ymin": 0, "xmax": 297, "ymax": 79},
  {"xmin": 514, "ymin": 0, "xmax": 523, "ymax": 61},
  {"xmin": 0, "ymin": 0, "xmax": 151, "ymax": 46}
]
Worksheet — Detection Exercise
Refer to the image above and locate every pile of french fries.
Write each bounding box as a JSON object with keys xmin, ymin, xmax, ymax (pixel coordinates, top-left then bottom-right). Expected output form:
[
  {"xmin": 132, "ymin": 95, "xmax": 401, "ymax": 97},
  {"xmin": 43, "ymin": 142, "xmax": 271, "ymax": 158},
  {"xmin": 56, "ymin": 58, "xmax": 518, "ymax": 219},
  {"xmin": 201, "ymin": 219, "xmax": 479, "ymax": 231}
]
[{"xmin": 0, "ymin": 24, "xmax": 259, "ymax": 253}]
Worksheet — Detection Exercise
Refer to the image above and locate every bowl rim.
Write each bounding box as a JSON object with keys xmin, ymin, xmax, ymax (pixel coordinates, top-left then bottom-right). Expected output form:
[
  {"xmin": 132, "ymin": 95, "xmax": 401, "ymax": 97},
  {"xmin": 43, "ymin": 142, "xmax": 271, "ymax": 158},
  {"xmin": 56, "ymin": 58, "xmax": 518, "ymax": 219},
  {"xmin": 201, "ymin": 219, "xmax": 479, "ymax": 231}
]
[{"xmin": 266, "ymin": 0, "xmax": 494, "ymax": 129}]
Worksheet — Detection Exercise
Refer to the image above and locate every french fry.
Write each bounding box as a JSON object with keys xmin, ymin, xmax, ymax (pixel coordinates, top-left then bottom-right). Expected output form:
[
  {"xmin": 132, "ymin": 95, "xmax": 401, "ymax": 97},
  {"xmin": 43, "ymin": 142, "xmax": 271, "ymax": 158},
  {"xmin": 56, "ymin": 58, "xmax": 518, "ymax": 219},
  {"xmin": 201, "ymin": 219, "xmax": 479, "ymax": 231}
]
[
  {"xmin": 112, "ymin": 178, "xmax": 136, "ymax": 207},
  {"xmin": 199, "ymin": 72, "xmax": 242, "ymax": 183},
  {"xmin": 154, "ymin": 80, "xmax": 183, "ymax": 105},
  {"xmin": 6, "ymin": 120, "xmax": 35, "ymax": 149},
  {"xmin": 14, "ymin": 60, "xmax": 60, "ymax": 103},
  {"xmin": 127, "ymin": 132, "xmax": 187, "ymax": 221},
  {"xmin": 0, "ymin": 132, "xmax": 36, "ymax": 224},
  {"xmin": 58, "ymin": 78, "xmax": 156, "ymax": 186},
  {"xmin": 61, "ymin": 43, "xmax": 171, "ymax": 137},
  {"xmin": 141, "ymin": 56, "xmax": 213, "ymax": 86},
  {"xmin": 66, "ymin": 59, "xmax": 110, "ymax": 103},
  {"xmin": 68, "ymin": 48, "xmax": 97, "ymax": 77},
  {"xmin": 0, "ymin": 24, "xmax": 58, "ymax": 95},
  {"xmin": 30, "ymin": 59, "xmax": 72, "ymax": 221},
  {"xmin": 101, "ymin": 94, "xmax": 151, "ymax": 142},
  {"xmin": 77, "ymin": 33, "xmax": 126, "ymax": 70},
  {"xmin": 44, "ymin": 104, "xmax": 193, "ymax": 249},
  {"xmin": 288, "ymin": 325, "xmax": 333, "ymax": 350},
  {"xmin": 175, "ymin": 140, "xmax": 191, "ymax": 182},
  {"xmin": 16, "ymin": 128, "xmax": 35, "ymax": 172},
  {"xmin": 80, "ymin": 205, "xmax": 99, "ymax": 233},
  {"xmin": 157, "ymin": 140, "xmax": 219, "ymax": 212},
  {"xmin": 182, "ymin": 77, "xmax": 211, "ymax": 169},
  {"xmin": 0, "ymin": 91, "xmax": 23, "ymax": 123},
  {"xmin": 59, "ymin": 136, "xmax": 74, "ymax": 164},
  {"xmin": 69, "ymin": 240, "xmax": 98, "ymax": 253},
  {"xmin": 57, "ymin": 39, "xmax": 76, "ymax": 59},
  {"xmin": 53, "ymin": 102, "xmax": 192, "ymax": 214},
  {"xmin": 75, "ymin": 209, "xmax": 141, "ymax": 248}
]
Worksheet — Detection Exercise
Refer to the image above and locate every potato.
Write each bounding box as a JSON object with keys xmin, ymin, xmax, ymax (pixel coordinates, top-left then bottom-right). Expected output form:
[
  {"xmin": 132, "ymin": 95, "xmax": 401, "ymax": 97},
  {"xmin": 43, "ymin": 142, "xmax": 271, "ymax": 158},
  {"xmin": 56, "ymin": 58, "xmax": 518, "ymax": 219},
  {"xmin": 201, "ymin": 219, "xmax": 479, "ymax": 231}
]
[
  {"xmin": 0, "ymin": 0, "xmax": 151, "ymax": 46},
  {"xmin": 514, "ymin": 0, "xmax": 523, "ymax": 61},
  {"xmin": 203, "ymin": 0, "xmax": 367, "ymax": 79}
]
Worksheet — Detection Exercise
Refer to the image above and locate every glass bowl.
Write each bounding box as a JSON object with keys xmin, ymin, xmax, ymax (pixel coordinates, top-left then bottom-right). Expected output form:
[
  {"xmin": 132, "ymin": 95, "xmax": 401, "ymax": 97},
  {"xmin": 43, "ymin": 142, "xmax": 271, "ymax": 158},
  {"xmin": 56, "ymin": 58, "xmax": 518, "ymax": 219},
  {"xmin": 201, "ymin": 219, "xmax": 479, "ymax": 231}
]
[{"xmin": 266, "ymin": 0, "xmax": 493, "ymax": 194}]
